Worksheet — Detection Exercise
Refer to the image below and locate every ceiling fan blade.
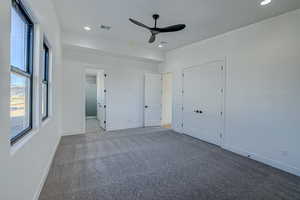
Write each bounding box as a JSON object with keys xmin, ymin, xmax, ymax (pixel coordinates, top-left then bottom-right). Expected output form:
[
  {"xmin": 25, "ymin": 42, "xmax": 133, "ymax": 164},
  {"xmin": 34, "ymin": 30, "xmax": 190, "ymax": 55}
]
[
  {"xmin": 158, "ymin": 24, "xmax": 186, "ymax": 33},
  {"xmin": 129, "ymin": 18, "xmax": 150, "ymax": 29},
  {"xmin": 148, "ymin": 34, "xmax": 156, "ymax": 43}
]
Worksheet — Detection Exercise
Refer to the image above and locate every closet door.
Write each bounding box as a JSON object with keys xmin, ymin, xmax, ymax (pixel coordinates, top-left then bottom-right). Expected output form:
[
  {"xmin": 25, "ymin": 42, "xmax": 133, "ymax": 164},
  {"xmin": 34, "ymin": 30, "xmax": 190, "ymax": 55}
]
[{"xmin": 183, "ymin": 61, "xmax": 225, "ymax": 146}]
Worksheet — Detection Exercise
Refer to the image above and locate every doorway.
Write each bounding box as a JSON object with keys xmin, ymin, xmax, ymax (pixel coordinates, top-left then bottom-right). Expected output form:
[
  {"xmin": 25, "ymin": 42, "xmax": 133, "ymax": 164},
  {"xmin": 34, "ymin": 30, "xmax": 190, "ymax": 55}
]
[
  {"xmin": 84, "ymin": 69, "xmax": 106, "ymax": 133},
  {"xmin": 144, "ymin": 73, "xmax": 173, "ymax": 128},
  {"xmin": 161, "ymin": 73, "xmax": 173, "ymax": 128}
]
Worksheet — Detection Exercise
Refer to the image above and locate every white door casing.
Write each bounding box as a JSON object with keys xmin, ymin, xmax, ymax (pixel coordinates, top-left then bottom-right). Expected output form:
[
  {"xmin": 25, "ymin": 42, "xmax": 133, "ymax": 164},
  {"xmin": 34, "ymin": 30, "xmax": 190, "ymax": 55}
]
[
  {"xmin": 144, "ymin": 73, "xmax": 162, "ymax": 127},
  {"xmin": 182, "ymin": 61, "xmax": 225, "ymax": 146},
  {"xmin": 162, "ymin": 73, "xmax": 173, "ymax": 126},
  {"xmin": 96, "ymin": 71, "xmax": 106, "ymax": 129}
]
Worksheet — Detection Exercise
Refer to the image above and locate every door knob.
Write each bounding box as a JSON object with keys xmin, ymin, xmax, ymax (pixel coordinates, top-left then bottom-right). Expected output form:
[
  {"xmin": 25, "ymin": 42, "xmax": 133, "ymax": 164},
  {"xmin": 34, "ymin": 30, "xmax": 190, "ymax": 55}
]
[{"xmin": 145, "ymin": 105, "xmax": 148, "ymax": 108}]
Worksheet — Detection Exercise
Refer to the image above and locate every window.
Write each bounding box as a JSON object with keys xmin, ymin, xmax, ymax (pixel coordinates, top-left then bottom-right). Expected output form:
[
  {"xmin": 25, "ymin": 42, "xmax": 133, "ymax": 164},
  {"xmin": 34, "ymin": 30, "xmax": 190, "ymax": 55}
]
[
  {"xmin": 10, "ymin": 0, "xmax": 34, "ymax": 144},
  {"xmin": 42, "ymin": 42, "xmax": 49, "ymax": 120}
]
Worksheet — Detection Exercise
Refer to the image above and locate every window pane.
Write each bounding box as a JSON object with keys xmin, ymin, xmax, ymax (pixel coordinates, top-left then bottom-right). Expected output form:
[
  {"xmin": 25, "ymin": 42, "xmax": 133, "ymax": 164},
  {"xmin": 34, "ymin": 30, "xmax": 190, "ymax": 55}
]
[
  {"xmin": 42, "ymin": 44, "xmax": 49, "ymax": 81},
  {"xmin": 10, "ymin": 6, "xmax": 29, "ymax": 71},
  {"xmin": 42, "ymin": 42, "xmax": 49, "ymax": 120},
  {"xmin": 10, "ymin": 73, "xmax": 31, "ymax": 139},
  {"xmin": 42, "ymin": 83, "xmax": 47, "ymax": 119},
  {"xmin": 41, "ymin": 46, "xmax": 45, "ymax": 79}
]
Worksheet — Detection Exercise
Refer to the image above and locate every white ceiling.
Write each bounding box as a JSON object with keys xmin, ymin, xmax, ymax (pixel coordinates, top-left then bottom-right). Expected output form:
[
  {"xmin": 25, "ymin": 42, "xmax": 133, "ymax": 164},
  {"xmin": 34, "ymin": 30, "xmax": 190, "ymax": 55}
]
[{"xmin": 53, "ymin": 0, "xmax": 300, "ymax": 51}]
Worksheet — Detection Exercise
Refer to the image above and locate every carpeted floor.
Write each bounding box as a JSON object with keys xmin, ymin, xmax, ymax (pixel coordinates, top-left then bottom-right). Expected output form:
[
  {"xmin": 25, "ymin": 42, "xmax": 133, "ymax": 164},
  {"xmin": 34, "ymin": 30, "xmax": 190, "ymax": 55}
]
[{"xmin": 39, "ymin": 127, "xmax": 300, "ymax": 200}]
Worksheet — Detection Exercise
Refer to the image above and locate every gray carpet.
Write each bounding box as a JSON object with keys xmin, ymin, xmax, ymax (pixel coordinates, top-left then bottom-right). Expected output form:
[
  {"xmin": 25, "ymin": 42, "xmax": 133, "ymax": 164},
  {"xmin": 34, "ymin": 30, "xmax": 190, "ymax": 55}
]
[{"xmin": 39, "ymin": 127, "xmax": 300, "ymax": 200}]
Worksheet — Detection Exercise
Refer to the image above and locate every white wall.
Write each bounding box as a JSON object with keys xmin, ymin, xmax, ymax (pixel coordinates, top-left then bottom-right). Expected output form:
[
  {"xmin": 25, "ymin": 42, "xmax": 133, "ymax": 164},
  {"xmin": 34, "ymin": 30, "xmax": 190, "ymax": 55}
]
[
  {"xmin": 62, "ymin": 45, "xmax": 159, "ymax": 135},
  {"xmin": 160, "ymin": 9, "xmax": 300, "ymax": 176},
  {"xmin": 63, "ymin": 32, "xmax": 165, "ymax": 63},
  {"xmin": 0, "ymin": 0, "xmax": 62, "ymax": 200}
]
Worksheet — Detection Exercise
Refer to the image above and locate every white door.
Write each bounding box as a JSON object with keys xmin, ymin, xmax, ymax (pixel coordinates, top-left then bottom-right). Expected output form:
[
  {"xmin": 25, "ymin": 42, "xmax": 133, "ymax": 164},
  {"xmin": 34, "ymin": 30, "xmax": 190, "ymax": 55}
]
[
  {"xmin": 144, "ymin": 73, "xmax": 162, "ymax": 126},
  {"xmin": 97, "ymin": 71, "xmax": 106, "ymax": 129},
  {"xmin": 183, "ymin": 61, "xmax": 224, "ymax": 146}
]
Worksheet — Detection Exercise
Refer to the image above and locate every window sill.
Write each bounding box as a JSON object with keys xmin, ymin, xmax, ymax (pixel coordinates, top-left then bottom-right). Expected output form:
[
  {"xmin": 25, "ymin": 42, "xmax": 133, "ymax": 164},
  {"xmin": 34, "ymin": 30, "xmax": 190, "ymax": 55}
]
[
  {"xmin": 41, "ymin": 117, "xmax": 51, "ymax": 128},
  {"xmin": 10, "ymin": 128, "xmax": 39, "ymax": 156},
  {"xmin": 10, "ymin": 118, "xmax": 53, "ymax": 156}
]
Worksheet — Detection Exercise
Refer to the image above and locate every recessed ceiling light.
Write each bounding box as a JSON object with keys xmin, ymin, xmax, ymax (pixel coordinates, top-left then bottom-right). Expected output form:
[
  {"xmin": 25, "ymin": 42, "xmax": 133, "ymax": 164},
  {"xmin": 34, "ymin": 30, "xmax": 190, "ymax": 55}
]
[
  {"xmin": 84, "ymin": 26, "xmax": 91, "ymax": 31},
  {"xmin": 158, "ymin": 41, "xmax": 167, "ymax": 48},
  {"xmin": 260, "ymin": 0, "xmax": 272, "ymax": 6}
]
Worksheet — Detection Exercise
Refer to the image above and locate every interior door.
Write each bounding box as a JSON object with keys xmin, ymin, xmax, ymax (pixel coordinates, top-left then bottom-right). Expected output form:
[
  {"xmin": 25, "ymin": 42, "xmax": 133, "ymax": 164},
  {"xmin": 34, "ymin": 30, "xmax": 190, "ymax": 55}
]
[
  {"xmin": 144, "ymin": 73, "xmax": 162, "ymax": 126},
  {"xmin": 97, "ymin": 71, "xmax": 106, "ymax": 129},
  {"xmin": 183, "ymin": 61, "xmax": 224, "ymax": 146}
]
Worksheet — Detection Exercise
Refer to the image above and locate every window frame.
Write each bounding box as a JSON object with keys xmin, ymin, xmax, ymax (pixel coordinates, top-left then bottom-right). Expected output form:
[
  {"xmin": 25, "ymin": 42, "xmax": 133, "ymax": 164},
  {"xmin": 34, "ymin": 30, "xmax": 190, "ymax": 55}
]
[
  {"xmin": 10, "ymin": 0, "xmax": 34, "ymax": 145},
  {"xmin": 42, "ymin": 41, "xmax": 50, "ymax": 121}
]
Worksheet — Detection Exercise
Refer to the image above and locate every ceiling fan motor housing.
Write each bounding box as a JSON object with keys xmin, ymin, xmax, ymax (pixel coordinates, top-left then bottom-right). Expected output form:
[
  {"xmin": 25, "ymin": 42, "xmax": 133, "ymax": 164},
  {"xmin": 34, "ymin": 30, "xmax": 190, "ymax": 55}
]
[{"xmin": 153, "ymin": 14, "xmax": 159, "ymax": 20}]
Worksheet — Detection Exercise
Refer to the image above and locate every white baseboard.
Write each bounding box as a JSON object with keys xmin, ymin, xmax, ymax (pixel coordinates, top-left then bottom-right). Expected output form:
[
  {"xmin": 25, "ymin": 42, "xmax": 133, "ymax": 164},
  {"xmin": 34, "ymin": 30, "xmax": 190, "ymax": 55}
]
[
  {"xmin": 86, "ymin": 116, "xmax": 96, "ymax": 119},
  {"xmin": 33, "ymin": 137, "xmax": 61, "ymax": 200},
  {"xmin": 179, "ymin": 127, "xmax": 300, "ymax": 177},
  {"xmin": 223, "ymin": 144, "xmax": 300, "ymax": 177},
  {"xmin": 62, "ymin": 129, "xmax": 85, "ymax": 136}
]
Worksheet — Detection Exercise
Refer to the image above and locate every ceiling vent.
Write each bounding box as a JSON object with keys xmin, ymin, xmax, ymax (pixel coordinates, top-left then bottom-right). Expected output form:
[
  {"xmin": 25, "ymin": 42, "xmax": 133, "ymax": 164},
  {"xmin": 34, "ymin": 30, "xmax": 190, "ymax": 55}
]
[{"xmin": 100, "ymin": 25, "xmax": 111, "ymax": 30}]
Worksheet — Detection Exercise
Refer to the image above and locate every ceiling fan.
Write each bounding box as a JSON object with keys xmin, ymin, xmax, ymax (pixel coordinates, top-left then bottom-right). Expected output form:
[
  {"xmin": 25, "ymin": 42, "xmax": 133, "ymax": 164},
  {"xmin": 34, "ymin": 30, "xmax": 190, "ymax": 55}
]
[{"xmin": 129, "ymin": 14, "xmax": 186, "ymax": 43}]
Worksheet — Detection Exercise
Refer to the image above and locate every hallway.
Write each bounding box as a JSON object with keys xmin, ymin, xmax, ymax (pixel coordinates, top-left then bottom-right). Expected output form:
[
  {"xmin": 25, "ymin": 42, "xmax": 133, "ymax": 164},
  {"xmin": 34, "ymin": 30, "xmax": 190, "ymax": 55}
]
[{"xmin": 86, "ymin": 119, "xmax": 105, "ymax": 134}]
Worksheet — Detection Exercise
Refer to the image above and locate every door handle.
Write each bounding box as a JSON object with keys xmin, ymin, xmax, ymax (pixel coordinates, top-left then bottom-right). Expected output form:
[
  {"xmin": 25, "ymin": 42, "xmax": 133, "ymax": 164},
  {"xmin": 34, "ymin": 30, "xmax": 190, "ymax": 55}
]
[{"xmin": 145, "ymin": 105, "xmax": 148, "ymax": 109}]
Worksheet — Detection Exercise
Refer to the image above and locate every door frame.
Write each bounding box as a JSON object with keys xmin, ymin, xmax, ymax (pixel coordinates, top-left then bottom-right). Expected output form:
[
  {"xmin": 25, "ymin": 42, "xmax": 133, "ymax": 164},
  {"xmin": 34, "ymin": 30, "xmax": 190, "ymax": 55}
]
[
  {"xmin": 161, "ymin": 72, "xmax": 173, "ymax": 128},
  {"xmin": 181, "ymin": 60, "xmax": 226, "ymax": 147},
  {"xmin": 83, "ymin": 67, "xmax": 107, "ymax": 132}
]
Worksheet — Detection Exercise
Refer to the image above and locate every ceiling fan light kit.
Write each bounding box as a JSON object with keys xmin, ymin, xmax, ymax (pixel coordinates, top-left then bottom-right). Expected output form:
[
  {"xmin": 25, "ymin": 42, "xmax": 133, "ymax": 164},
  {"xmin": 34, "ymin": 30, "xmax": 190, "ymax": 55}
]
[{"xmin": 129, "ymin": 14, "xmax": 186, "ymax": 43}]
